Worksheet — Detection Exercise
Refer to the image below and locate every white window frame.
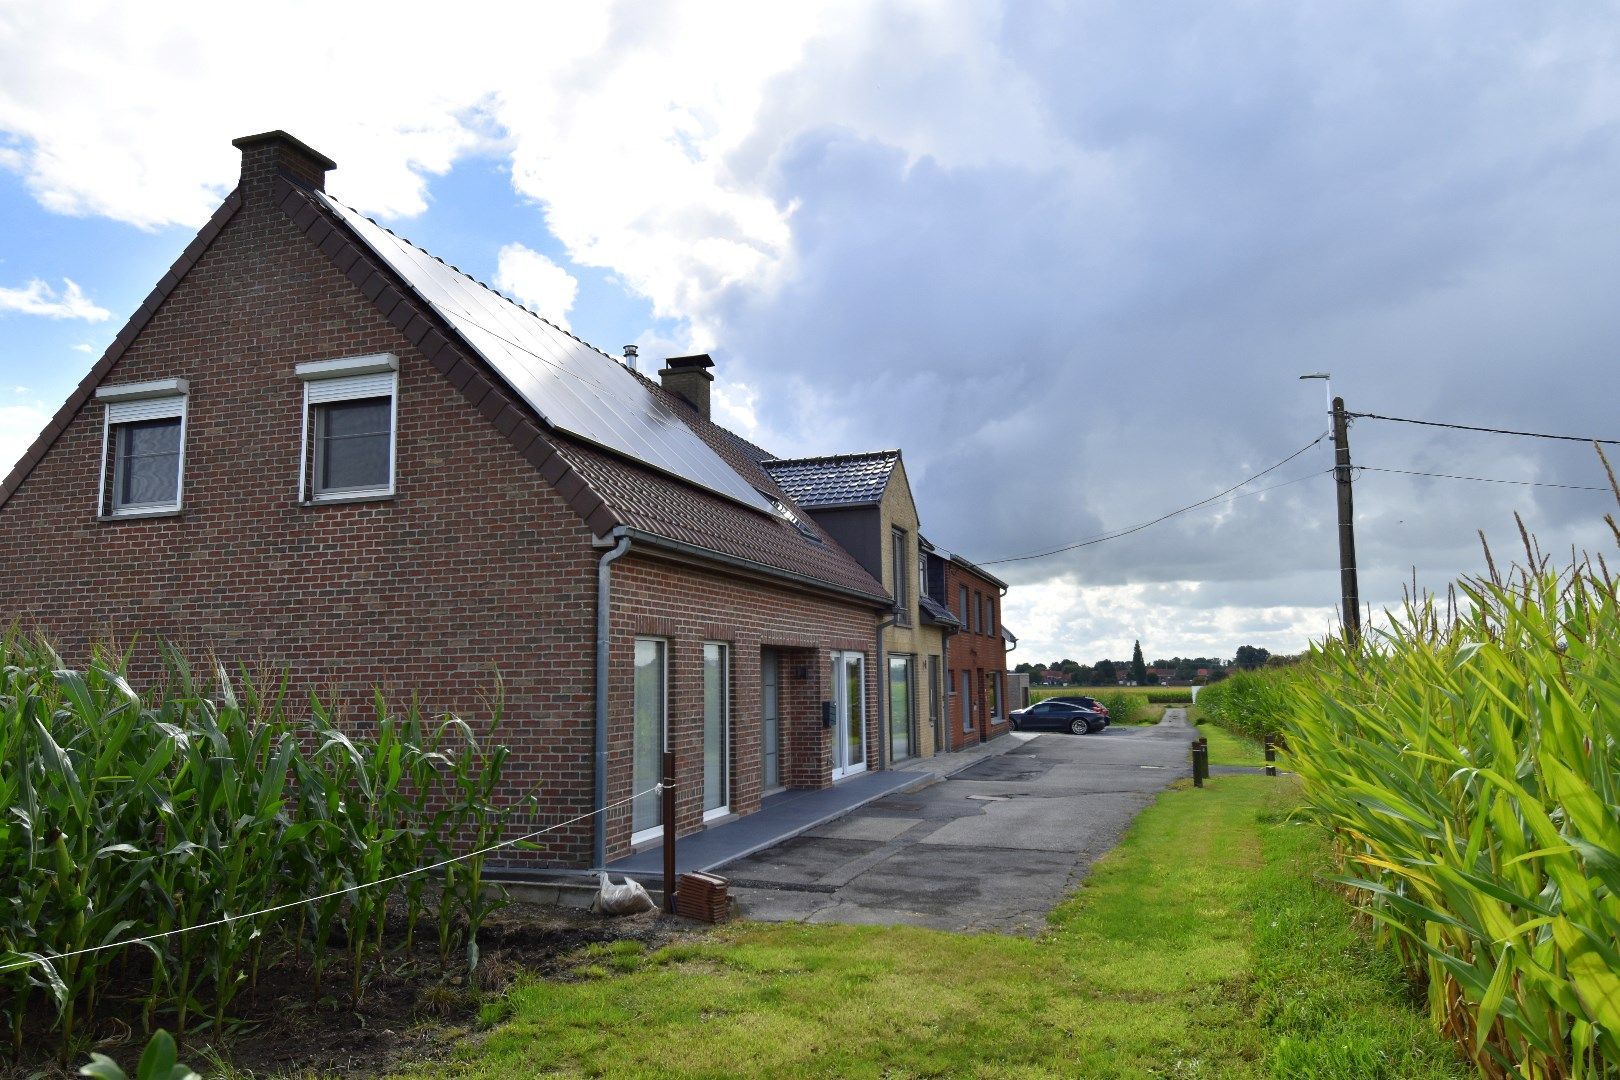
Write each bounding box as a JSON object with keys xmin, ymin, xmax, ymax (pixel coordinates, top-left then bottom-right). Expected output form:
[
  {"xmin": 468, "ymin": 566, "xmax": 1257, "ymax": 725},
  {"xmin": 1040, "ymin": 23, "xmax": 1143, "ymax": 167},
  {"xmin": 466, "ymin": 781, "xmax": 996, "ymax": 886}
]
[
  {"xmin": 702, "ymin": 641, "xmax": 732, "ymax": 823},
  {"xmin": 630, "ymin": 635, "xmax": 670, "ymax": 847},
  {"xmin": 95, "ymin": 378, "xmax": 189, "ymax": 519},
  {"xmin": 296, "ymin": 353, "xmax": 398, "ymax": 503}
]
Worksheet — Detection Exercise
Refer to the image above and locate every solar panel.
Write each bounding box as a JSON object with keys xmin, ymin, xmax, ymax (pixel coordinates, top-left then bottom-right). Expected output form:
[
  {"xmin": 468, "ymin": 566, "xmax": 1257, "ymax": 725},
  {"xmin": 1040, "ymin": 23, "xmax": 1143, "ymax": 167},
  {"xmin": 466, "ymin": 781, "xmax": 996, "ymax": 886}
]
[{"xmin": 318, "ymin": 194, "xmax": 772, "ymax": 514}]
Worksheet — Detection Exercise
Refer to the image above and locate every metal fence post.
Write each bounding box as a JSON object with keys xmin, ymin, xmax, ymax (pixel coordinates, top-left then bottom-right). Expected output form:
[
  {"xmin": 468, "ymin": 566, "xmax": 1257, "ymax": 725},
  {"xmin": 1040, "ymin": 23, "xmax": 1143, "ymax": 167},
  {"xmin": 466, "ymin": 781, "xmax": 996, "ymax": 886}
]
[{"xmin": 662, "ymin": 749, "xmax": 676, "ymax": 914}]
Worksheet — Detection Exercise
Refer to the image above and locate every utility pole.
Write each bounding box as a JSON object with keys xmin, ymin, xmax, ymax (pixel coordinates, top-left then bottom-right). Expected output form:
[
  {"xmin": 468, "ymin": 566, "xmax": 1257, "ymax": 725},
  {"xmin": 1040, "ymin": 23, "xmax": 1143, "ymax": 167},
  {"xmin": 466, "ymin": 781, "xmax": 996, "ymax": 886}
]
[{"xmin": 1331, "ymin": 396, "xmax": 1361, "ymax": 644}]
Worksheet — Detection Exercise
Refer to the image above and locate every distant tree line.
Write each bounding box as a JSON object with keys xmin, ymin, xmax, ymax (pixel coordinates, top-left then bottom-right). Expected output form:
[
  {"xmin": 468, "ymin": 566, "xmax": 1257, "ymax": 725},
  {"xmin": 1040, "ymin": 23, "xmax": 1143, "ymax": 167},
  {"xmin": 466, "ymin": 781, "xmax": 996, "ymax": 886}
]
[{"xmin": 1013, "ymin": 643, "xmax": 1302, "ymax": 685}]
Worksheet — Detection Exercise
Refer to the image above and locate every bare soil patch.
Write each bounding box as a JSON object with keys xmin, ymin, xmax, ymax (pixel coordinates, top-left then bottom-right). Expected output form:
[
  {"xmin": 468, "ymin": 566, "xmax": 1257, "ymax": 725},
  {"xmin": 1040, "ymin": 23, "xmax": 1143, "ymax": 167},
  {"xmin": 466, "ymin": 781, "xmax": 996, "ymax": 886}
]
[{"xmin": 3, "ymin": 902, "xmax": 697, "ymax": 1079}]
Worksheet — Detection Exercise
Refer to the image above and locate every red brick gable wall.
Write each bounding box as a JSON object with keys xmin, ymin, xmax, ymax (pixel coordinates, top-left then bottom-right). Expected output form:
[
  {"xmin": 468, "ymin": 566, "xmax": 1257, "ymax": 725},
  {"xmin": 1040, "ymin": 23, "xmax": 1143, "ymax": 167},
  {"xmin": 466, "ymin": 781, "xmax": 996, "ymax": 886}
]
[{"xmin": 0, "ymin": 168, "xmax": 605, "ymax": 857}]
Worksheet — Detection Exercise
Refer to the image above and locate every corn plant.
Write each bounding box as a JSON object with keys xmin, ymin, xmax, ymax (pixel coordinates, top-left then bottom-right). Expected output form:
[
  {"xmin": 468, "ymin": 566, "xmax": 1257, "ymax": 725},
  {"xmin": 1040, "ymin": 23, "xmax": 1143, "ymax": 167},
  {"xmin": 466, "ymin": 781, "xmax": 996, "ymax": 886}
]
[
  {"xmin": 1277, "ymin": 541, "xmax": 1620, "ymax": 1078},
  {"xmin": 0, "ymin": 632, "xmax": 524, "ymax": 1060}
]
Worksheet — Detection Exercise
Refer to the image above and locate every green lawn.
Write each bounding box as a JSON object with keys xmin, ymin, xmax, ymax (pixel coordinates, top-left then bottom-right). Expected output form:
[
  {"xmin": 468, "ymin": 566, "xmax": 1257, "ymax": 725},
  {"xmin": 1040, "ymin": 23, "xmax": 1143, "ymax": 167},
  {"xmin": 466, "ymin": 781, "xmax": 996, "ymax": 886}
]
[{"xmin": 399, "ymin": 777, "xmax": 1463, "ymax": 1079}]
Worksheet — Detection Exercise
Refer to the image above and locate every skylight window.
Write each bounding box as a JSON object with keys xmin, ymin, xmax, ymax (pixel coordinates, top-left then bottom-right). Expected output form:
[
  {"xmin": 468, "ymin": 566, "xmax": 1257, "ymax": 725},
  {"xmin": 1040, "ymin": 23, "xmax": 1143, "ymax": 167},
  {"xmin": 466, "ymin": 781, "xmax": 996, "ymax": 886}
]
[{"xmin": 764, "ymin": 494, "xmax": 822, "ymax": 543}]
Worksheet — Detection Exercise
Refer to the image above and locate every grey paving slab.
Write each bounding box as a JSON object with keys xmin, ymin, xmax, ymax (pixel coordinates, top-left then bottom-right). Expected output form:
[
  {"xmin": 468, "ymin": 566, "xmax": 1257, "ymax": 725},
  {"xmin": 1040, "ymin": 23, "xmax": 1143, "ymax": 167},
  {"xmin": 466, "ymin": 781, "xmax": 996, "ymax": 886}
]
[
  {"xmin": 916, "ymin": 792, "xmax": 1152, "ymax": 853},
  {"xmin": 805, "ymin": 816, "xmax": 922, "ymax": 842},
  {"xmin": 608, "ymin": 768, "xmax": 924, "ymax": 876}
]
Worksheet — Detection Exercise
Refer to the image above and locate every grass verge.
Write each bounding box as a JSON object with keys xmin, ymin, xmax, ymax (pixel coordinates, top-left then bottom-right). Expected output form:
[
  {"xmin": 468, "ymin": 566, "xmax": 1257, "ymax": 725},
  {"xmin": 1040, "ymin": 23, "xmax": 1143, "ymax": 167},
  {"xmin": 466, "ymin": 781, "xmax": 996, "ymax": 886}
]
[
  {"xmin": 397, "ymin": 777, "xmax": 1461, "ymax": 1079},
  {"xmin": 1186, "ymin": 704, "xmax": 1271, "ymax": 768}
]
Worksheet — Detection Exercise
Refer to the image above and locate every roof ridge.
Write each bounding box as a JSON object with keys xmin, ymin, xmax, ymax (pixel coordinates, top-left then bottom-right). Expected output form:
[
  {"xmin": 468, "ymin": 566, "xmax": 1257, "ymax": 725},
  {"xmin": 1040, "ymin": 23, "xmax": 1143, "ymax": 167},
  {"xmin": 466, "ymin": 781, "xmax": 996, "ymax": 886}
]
[
  {"xmin": 321, "ymin": 192, "xmax": 625, "ymax": 368},
  {"xmin": 763, "ymin": 449, "xmax": 901, "ymax": 466}
]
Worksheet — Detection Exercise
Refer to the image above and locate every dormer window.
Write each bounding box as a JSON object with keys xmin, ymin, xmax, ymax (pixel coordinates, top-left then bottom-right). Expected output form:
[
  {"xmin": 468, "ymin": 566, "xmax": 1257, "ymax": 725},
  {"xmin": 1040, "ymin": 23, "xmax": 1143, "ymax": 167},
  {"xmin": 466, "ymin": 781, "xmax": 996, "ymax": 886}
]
[{"xmin": 96, "ymin": 378, "xmax": 188, "ymax": 518}]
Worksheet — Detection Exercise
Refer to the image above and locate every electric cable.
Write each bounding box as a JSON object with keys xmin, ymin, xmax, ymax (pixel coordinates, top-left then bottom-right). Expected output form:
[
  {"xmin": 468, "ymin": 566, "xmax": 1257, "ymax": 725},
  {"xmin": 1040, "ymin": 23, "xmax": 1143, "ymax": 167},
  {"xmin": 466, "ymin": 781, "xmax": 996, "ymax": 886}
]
[
  {"xmin": 1346, "ymin": 411, "xmax": 1620, "ymax": 446},
  {"xmin": 1353, "ymin": 465, "xmax": 1612, "ymax": 492},
  {"xmin": 977, "ymin": 433, "xmax": 1332, "ymax": 565}
]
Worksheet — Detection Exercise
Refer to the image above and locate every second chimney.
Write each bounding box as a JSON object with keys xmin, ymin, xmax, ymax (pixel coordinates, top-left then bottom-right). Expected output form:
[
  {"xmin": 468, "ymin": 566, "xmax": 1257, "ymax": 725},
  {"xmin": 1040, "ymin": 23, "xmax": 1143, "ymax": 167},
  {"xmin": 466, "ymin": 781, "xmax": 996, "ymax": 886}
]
[{"xmin": 659, "ymin": 354, "xmax": 715, "ymax": 421}]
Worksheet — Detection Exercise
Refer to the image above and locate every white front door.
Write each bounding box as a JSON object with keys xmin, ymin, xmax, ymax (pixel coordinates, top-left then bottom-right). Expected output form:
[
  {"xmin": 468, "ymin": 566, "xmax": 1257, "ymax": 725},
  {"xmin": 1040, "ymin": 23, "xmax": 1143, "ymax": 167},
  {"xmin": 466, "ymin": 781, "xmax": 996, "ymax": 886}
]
[{"xmin": 831, "ymin": 651, "xmax": 866, "ymax": 780}]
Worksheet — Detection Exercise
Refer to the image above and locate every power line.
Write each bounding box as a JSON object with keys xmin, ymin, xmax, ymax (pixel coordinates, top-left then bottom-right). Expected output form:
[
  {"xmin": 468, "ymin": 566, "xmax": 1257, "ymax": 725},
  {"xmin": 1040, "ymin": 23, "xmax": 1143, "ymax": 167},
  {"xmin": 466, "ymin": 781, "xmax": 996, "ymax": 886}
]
[
  {"xmin": 977, "ymin": 433, "xmax": 1332, "ymax": 565},
  {"xmin": 1346, "ymin": 411, "xmax": 1620, "ymax": 446},
  {"xmin": 1353, "ymin": 464, "xmax": 1613, "ymax": 492}
]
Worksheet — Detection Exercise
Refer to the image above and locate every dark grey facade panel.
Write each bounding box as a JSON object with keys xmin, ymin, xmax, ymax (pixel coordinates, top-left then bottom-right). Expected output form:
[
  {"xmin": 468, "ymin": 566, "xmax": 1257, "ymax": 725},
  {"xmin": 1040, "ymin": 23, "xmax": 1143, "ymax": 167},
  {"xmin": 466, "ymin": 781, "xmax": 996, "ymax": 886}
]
[{"xmin": 809, "ymin": 505, "xmax": 882, "ymax": 582}]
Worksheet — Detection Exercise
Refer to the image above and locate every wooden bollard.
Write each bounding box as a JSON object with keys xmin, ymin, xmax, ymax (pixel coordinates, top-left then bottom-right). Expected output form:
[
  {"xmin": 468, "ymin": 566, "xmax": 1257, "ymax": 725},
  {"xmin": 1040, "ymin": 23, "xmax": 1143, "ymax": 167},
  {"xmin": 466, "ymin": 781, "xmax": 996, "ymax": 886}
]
[
  {"xmin": 1191, "ymin": 738, "xmax": 1207, "ymax": 787},
  {"xmin": 1264, "ymin": 735, "xmax": 1277, "ymax": 777}
]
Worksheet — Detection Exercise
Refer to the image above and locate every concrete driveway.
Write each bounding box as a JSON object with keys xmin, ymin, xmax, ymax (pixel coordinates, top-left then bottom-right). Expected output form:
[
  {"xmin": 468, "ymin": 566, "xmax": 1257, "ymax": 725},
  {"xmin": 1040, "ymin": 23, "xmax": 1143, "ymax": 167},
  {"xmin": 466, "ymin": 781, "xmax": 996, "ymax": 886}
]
[{"xmin": 726, "ymin": 711, "xmax": 1199, "ymax": 934}]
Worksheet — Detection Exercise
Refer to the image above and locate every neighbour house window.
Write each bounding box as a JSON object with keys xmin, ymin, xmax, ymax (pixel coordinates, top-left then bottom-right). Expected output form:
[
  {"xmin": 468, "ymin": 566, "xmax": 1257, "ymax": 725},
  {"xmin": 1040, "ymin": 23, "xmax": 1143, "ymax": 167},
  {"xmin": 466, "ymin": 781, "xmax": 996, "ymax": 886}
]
[
  {"xmin": 976, "ymin": 591, "xmax": 985, "ymax": 634},
  {"xmin": 891, "ymin": 527, "xmax": 910, "ymax": 625},
  {"xmin": 959, "ymin": 585, "xmax": 970, "ymax": 626},
  {"xmin": 987, "ymin": 597, "xmax": 996, "ymax": 638},
  {"xmin": 96, "ymin": 378, "xmax": 189, "ymax": 517},
  {"xmin": 989, "ymin": 672, "xmax": 1001, "ymax": 718},
  {"xmin": 296, "ymin": 353, "xmax": 398, "ymax": 502}
]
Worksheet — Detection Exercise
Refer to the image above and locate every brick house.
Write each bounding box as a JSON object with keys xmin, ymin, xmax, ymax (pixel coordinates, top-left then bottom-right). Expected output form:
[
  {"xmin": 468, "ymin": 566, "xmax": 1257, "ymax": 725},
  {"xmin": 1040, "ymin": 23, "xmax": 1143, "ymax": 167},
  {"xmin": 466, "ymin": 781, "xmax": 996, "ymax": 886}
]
[
  {"xmin": 923, "ymin": 540, "xmax": 1012, "ymax": 749},
  {"xmin": 0, "ymin": 131, "xmax": 899, "ymax": 869},
  {"xmin": 764, "ymin": 451, "xmax": 951, "ymax": 762}
]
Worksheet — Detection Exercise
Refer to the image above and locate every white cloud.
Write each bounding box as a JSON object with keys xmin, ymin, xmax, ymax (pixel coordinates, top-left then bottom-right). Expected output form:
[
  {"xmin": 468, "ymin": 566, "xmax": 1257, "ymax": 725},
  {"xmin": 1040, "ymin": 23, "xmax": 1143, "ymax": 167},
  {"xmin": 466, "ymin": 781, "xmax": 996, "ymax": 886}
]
[
  {"xmin": 493, "ymin": 244, "xmax": 578, "ymax": 330},
  {"xmin": 0, "ymin": 277, "xmax": 109, "ymax": 320},
  {"xmin": 0, "ymin": 403, "xmax": 50, "ymax": 474}
]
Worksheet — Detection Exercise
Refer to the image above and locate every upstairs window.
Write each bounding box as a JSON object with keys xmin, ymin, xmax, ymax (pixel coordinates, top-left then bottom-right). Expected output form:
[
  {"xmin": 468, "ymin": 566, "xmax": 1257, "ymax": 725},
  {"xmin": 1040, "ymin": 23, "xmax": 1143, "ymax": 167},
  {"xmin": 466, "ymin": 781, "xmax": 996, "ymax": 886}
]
[
  {"xmin": 959, "ymin": 584, "xmax": 970, "ymax": 626},
  {"xmin": 891, "ymin": 527, "xmax": 911, "ymax": 625},
  {"xmin": 96, "ymin": 378, "xmax": 188, "ymax": 517},
  {"xmin": 297, "ymin": 354, "xmax": 398, "ymax": 502}
]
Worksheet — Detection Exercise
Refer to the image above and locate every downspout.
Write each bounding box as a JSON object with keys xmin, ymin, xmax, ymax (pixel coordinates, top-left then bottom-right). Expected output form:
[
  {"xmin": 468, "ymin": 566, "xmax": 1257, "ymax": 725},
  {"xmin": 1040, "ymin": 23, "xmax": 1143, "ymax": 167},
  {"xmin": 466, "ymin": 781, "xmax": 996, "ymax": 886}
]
[
  {"xmin": 593, "ymin": 527, "xmax": 632, "ymax": 869},
  {"xmin": 874, "ymin": 614, "xmax": 896, "ymax": 769}
]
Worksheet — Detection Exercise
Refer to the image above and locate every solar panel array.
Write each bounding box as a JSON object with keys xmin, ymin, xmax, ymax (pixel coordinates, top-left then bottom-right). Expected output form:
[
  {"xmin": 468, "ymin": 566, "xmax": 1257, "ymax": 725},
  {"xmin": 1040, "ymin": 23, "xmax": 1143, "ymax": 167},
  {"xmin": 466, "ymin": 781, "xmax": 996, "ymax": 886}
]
[{"xmin": 319, "ymin": 194, "xmax": 771, "ymax": 513}]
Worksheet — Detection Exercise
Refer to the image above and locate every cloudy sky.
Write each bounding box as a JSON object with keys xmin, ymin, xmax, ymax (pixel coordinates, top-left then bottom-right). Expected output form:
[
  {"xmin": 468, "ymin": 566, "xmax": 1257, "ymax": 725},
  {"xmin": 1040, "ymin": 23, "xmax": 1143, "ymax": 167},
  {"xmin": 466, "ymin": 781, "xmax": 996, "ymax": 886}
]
[{"xmin": 3, "ymin": 2, "xmax": 1619, "ymax": 665}]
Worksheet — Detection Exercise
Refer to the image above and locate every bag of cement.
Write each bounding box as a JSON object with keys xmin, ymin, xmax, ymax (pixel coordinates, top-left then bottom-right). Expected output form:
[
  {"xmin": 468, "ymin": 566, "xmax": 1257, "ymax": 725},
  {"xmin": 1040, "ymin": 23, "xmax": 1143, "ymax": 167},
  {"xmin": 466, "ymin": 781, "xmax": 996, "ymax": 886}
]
[{"xmin": 591, "ymin": 872, "xmax": 654, "ymax": 916}]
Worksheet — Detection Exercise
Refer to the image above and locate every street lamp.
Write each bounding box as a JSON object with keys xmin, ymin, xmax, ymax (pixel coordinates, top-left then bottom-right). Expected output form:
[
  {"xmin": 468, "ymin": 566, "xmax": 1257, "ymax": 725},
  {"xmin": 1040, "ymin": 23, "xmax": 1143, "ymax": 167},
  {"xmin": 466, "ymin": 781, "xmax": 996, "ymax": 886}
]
[{"xmin": 1298, "ymin": 372, "xmax": 1332, "ymax": 415}]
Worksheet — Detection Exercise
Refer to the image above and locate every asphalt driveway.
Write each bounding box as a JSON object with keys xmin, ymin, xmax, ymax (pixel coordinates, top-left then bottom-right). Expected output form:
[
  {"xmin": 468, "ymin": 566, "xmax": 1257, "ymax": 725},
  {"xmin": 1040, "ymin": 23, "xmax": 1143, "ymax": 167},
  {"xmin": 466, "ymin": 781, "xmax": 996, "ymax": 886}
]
[{"xmin": 726, "ymin": 710, "xmax": 1200, "ymax": 934}]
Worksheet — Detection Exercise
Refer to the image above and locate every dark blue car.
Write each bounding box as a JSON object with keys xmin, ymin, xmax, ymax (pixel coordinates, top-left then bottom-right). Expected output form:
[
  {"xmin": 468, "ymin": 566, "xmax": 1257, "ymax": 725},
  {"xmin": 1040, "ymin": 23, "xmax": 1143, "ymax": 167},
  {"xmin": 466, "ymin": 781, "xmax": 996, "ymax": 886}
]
[{"xmin": 1009, "ymin": 700, "xmax": 1109, "ymax": 734}]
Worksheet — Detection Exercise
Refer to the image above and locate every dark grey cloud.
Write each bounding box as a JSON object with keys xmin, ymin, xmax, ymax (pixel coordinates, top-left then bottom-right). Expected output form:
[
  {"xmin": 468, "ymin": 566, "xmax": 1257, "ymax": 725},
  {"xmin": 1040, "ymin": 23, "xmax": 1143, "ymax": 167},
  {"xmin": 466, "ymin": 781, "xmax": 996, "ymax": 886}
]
[{"xmin": 690, "ymin": 2, "xmax": 1620, "ymax": 656}]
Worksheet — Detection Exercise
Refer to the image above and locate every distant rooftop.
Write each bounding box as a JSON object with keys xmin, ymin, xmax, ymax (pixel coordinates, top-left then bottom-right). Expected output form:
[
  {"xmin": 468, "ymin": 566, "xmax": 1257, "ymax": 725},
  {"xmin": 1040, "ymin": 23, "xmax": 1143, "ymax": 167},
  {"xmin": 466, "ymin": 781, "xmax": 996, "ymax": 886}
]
[{"xmin": 763, "ymin": 451, "xmax": 899, "ymax": 509}]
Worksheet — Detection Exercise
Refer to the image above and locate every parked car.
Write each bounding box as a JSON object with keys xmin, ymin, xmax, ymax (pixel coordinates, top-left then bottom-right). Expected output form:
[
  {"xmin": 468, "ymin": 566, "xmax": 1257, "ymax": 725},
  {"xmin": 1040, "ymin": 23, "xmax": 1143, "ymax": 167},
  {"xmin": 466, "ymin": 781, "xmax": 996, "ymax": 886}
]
[
  {"xmin": 1048, "ymin": 695, "xmax": 1110, "ymax": 718},
  {"xmin": 1009, "ymin": 700, "xmax": 1109, "ymax": 735}
]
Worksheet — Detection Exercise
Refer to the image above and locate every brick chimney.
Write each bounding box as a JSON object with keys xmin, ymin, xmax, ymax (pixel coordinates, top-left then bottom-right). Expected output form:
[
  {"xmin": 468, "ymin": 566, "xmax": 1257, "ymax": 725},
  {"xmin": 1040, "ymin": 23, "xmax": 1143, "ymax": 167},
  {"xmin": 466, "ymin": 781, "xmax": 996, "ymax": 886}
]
[
  {"xmin": 231, "ymin": 130, "xmax": 335, "ymax": 203},
  {"xmin": 658, "ymin": 354, "xmax": 715, "ymax": 420}
]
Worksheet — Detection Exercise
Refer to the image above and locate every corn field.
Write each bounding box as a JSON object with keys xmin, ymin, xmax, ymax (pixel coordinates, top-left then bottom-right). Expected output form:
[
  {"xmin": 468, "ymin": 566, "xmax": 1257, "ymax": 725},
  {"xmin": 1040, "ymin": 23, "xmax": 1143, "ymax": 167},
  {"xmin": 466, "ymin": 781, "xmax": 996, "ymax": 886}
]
[
  {"xmin": 1281, "ymin": 540, "xmax": 1620, "ymax": 1078},
  {"xmin": 0, "ymin": 633, "xmax": 523, "ymax": 1059}
]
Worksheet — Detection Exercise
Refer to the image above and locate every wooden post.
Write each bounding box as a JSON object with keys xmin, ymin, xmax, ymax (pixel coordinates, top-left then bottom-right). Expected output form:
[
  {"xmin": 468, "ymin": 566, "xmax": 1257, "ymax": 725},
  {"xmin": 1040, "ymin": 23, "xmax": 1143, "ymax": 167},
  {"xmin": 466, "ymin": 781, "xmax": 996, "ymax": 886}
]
[
  {"xmin": 1332, "ymin": 396, "xmax": 1362, "ymax": 644},
  {"xmin": 1264, "ymin": 735, "xmax": 1277, "ymax": 777},
  {"xmin": 662, "ymin": 749, "xmax": 676, "ymax": 914},
  {"xmin": 1192, "ymin": 738, "xmax": 1206, "ymax": 788}
]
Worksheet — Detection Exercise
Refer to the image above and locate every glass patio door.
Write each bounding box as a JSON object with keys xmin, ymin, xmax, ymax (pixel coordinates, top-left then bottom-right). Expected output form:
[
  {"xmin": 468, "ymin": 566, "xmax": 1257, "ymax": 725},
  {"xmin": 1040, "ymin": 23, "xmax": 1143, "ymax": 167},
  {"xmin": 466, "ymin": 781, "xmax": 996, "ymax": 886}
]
[
  {"xmin": 831, "ymin": 651, "xmax": 866, "ymax": 779},
  {"xmin": 631, "ymin": 638, "xmax": 667, "ymax": 841},
  {"xmin": 761, "ymin": 650, "xmax": 782, "ymax": 792},
  {"xmin": 703, "ymin": 642, "xmax": 730, "ymax": 821},
  {"xmin": 889, "ymin": 656, "xmax": 914, "ymax": 761}
]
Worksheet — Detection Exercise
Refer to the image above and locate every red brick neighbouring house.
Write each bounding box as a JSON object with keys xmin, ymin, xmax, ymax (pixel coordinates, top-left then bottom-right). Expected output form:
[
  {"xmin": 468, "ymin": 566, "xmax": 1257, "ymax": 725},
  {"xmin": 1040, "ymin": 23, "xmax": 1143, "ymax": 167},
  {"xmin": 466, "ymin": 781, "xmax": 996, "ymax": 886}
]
[
  {"xmin": 0, "ymin": 131, "xmax": 895, "ymax": 869},
  {"xmin": 933, "ymin": 545, "xmax": 1012, "ymax": 749}
]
